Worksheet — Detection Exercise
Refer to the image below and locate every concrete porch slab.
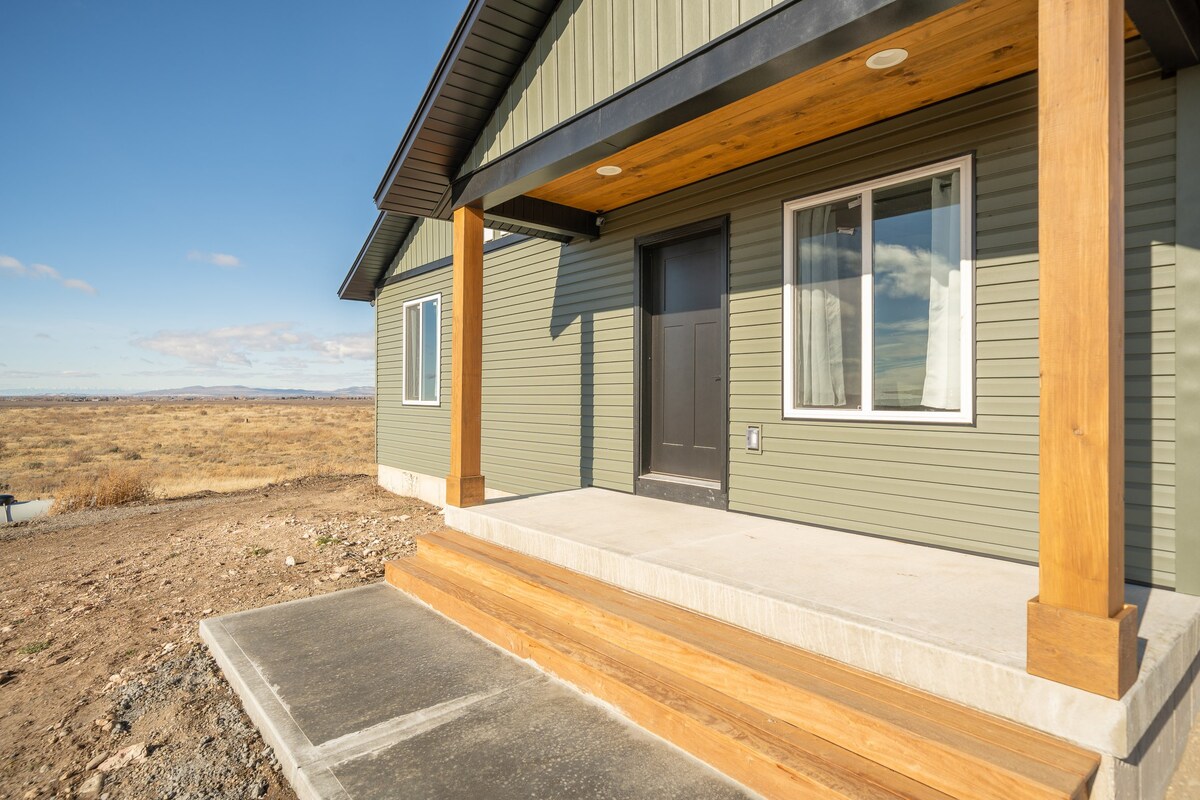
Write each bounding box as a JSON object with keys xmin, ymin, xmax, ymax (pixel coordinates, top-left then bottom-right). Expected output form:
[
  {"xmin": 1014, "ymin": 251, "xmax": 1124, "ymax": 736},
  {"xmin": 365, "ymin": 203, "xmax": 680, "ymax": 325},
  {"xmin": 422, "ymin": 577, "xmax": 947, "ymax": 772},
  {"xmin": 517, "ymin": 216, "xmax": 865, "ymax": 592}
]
[
  {"xmin": 200, "ymin": 583, "xmax": 755, "ymax": 800},
  {"xmin": 443, "ymin": 487, "xmax": 1200, "ymax": 798}
]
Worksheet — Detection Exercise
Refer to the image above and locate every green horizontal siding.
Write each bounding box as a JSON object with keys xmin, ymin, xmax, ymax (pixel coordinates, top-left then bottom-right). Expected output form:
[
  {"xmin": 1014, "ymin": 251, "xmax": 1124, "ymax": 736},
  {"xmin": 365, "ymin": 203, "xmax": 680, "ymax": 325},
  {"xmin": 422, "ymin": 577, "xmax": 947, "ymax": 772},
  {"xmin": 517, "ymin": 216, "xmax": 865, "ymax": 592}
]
[
  {"xmin": 376, "ymin": 267, "xmax": 452, "ymax": 478},
  {"xmin": 461, "ymin": 0, "xmax": 790, "ymax": 174},
  {"xmin": 1176, "ymin": 66, "xmax": 1200, "ymax": 594},
  {"xmin": 378, "ymin": 40, "xmax": 1178, "ymax": 587},
  {"xmin": 377, "ymin": 235, "xmax": 635, "ymax": 497},
  {"xmin": 481, "ymin": 237, "xmax": 634, "ymax": 495},
  {"xmin": 589, "ymin": 42, "xmax": 1176, "ymax": 586}
]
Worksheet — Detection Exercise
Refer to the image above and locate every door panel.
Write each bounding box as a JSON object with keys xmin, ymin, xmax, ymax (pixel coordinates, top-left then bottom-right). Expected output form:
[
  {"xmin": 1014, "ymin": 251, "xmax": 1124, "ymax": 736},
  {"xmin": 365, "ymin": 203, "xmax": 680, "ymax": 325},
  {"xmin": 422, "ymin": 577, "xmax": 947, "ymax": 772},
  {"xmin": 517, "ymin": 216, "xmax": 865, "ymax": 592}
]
[{"xmin": 646, "ymin": 232, "xmax": 725, "ymax": 483}]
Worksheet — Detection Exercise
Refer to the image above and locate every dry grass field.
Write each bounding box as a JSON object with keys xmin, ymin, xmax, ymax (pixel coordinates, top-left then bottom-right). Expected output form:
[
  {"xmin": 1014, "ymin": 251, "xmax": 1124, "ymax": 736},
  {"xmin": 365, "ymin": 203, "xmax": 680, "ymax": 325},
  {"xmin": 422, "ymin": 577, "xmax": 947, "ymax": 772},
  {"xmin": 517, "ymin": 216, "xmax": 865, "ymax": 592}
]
[{"xmin": 0, "ymin": 399, "xmax": 374, "ymax": 503}]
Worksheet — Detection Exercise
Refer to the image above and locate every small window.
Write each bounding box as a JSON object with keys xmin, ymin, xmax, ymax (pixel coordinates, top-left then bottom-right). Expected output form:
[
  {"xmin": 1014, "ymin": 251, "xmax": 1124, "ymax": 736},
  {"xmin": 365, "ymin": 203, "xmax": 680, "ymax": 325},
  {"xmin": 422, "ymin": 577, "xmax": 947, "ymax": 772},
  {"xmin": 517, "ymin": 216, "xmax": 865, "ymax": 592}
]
[
  {"xmin": 403, "ymin": 294, "xmax": 441, "ymax": 405},
  {"xmin": 782, "ymin": 156, "xmax": 974, "ymax": 423}
]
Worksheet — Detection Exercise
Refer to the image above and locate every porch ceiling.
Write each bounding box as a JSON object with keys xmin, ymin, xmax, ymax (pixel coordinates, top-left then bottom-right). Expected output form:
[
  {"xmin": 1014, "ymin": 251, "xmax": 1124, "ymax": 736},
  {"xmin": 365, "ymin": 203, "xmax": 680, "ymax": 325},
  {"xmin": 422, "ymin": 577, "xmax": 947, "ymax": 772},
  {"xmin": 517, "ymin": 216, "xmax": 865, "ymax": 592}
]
[{"xmin": 523, "ymin": 0, "xmax": 1138, "ymax": 214}]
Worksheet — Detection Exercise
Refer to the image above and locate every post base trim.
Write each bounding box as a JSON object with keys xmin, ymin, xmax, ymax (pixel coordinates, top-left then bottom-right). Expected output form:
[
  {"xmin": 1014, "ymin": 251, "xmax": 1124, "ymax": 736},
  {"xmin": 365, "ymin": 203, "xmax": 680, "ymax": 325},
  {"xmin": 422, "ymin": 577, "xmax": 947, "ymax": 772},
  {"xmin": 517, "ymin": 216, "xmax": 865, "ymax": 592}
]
[
  {"xmin": 1027, "ymin": 596, "xmax": 1139, "ymax": 699},
  {"xmin": 445, "ymin": 474, "xmax": 486, "ymax": 508}
]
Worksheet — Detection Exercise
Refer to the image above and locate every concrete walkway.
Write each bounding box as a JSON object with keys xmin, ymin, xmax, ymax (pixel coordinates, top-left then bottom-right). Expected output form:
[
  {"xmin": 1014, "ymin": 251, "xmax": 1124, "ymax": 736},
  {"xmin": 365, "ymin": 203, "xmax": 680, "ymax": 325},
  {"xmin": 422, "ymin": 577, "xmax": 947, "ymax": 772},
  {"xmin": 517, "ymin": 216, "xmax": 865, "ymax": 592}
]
[{"xmin": 201, "ymin": 584, "xmax": 754, "ymax": 800}]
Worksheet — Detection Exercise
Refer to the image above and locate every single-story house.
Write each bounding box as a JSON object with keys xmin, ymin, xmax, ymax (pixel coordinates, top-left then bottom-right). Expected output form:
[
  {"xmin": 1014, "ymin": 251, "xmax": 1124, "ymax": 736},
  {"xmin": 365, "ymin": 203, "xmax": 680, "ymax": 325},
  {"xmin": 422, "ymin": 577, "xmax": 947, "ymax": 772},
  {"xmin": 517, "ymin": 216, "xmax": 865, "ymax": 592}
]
[{"xmin": 338, "ymin": 0, "xmax": 1200, "ymax": 797}]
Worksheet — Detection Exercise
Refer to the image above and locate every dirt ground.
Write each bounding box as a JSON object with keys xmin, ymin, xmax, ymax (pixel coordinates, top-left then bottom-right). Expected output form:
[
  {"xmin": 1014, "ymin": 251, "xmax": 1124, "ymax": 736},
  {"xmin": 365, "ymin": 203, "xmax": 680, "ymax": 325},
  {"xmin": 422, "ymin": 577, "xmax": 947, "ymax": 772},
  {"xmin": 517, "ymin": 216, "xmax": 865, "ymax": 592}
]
[{"xmin": 0, "ymin": 475, "xmax": 442, "ymax": 799}]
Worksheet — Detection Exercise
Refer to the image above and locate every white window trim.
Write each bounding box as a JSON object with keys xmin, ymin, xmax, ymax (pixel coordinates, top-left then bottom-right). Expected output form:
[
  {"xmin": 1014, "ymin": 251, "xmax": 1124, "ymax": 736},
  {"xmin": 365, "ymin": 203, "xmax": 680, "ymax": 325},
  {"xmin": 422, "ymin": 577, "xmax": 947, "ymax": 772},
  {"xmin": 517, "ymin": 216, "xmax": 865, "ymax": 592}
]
[
  {"xmin": 782, "ymin": 155, "xmax": 975, "ymax": 424},
  {"xmin": 401, "ymin": 292, "xmax": 442, "ymax": 407}
]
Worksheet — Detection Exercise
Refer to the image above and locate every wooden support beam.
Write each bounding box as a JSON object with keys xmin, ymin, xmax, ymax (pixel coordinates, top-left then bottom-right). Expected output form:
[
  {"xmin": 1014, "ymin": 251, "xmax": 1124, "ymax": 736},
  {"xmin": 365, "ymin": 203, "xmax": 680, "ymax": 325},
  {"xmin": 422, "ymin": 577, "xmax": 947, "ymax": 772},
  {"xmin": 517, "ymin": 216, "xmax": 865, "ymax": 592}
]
[
  {"xmin": 445, "ymin": 206, "xmax": 485, "ymax": 508},
  {"xmin": 1027, "ymin": 0, "xmax": 1137, "ymax": 699}
]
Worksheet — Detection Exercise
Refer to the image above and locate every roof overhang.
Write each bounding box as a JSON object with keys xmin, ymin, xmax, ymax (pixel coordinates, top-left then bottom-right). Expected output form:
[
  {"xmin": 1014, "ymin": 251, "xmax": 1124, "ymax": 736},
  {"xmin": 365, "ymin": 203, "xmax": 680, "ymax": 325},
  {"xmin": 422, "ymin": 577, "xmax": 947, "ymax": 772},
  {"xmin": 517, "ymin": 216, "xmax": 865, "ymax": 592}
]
[
  {"xmin": 342, "ymin": 0, "xmax": 1197, "ymax": 302},
  {"xmin": 447, "ymin": 0, "xmax": 970, "ymax": 214},
  {"xmin": 447, "ymin": 0, "xmax": 1179, "ymax": 216},
  {"xmin": 372, "ymin": 0, "xmax": 558, "ymax": 218},
  {"xmin": 339, "ymin": 212, "xmax": 417, "ymax": 302}
]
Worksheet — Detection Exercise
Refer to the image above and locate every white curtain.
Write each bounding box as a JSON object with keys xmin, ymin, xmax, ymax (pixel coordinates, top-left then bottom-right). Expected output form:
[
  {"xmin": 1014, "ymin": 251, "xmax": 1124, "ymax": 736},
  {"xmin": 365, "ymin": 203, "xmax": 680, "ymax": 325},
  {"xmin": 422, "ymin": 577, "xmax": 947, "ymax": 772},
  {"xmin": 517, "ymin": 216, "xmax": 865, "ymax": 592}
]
[
  {"xmin": 798, "ymin": 206, "xmax": 846, "ymax": 406},
  {"xmin": 921, "ymin": 173, "xmax": 962, "ymax": 410}
]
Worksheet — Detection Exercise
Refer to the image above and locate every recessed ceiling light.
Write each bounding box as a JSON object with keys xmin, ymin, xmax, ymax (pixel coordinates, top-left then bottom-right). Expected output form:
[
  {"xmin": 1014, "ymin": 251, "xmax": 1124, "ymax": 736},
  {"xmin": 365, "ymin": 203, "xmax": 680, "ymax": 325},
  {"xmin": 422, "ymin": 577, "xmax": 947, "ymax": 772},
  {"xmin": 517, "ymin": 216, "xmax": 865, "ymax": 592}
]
[
  {"xmin": 866, "ymin": 48, "xmax": 909, "ymax": 70},
  {"xmin": 596, "ymin": 165, "xmax": 622, "ymax": 176}
]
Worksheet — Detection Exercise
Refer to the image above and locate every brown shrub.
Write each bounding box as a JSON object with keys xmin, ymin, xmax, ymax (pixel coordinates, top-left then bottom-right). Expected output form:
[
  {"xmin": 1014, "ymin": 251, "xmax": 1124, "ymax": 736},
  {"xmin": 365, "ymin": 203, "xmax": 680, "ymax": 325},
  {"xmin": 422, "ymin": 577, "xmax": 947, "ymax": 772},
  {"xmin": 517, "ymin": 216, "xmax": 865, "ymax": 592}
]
[
  {"xmin": 52, "ymin": 470, "xmax": 154, "ymax": 514},
  {"xmin": 1, "ymin": 399, "xmax": 373, "ymax": 500}
]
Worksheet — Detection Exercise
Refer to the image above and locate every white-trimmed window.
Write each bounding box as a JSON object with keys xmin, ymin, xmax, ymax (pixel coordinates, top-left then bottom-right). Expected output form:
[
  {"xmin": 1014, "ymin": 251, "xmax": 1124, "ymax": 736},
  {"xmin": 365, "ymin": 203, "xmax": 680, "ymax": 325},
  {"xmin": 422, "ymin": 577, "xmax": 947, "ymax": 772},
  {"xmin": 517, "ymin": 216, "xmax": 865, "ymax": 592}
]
[
  {"xmin": 782, "ymin": 156, "xmax": 974, "ymax": 423},
  {"xmin": 402, "ymin": 293, "xmax": 441, "ymax": 405}
]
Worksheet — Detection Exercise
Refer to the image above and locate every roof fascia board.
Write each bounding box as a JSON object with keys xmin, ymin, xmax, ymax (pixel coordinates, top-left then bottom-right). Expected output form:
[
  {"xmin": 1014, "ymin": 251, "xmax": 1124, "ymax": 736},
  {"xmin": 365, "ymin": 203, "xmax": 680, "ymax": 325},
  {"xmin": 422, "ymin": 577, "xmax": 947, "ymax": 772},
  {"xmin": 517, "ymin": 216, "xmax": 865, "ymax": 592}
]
[
  {"xmin": 444, "ymin": 0, "xmax": 974, "ymax": 213},
  {"xmin": 1126, "ymin": 0, "xmax": 1200, "ymax": 71}
]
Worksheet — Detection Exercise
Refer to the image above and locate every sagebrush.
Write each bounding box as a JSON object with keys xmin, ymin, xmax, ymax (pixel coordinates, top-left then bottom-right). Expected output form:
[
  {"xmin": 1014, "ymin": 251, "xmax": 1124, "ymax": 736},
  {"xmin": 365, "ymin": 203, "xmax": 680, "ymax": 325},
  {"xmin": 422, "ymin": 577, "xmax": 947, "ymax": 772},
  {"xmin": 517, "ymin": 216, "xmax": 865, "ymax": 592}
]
[
  {"xmin": 2, "ymin": 400, "xmax": 374, "ymax": 502},
  {"xmin": 52, "ymin": 470, "xmax": 154, "ymax": 513}
]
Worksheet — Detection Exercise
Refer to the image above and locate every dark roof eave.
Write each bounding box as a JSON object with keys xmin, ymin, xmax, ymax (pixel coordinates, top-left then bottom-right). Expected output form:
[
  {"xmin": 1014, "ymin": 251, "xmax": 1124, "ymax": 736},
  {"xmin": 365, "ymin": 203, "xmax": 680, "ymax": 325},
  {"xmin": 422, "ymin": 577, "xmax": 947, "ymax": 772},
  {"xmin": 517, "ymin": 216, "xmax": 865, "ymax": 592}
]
[
  {"xmin": 371, "ymin": 0, "xmax": 487, "ymax": 206},
  {"xmin": 338, "ymin": 212, "xmax": 417, "ymax": 302},
  {"xmin": 371, "ymin": 0, "xmax": 557, "ymax": 216}
]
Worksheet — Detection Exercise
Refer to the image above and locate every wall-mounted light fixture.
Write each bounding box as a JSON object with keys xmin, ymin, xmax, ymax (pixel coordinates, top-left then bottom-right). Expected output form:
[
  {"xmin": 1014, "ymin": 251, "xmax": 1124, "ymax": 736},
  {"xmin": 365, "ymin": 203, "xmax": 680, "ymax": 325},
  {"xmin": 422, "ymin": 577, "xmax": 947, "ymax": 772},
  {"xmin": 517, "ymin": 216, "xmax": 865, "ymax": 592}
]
[{"xmin": 746, "ymin": 425, "xmax": 761, "ymax": 453}]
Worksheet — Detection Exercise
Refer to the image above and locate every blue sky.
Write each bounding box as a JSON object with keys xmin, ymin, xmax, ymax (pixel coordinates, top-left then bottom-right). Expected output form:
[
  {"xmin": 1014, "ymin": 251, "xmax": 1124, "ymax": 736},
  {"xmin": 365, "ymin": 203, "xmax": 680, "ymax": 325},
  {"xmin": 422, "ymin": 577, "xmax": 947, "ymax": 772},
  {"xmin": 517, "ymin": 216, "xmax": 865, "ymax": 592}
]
[{"xmin": 0, "ymin": 1, "xmax": 462, "ymax": 393}]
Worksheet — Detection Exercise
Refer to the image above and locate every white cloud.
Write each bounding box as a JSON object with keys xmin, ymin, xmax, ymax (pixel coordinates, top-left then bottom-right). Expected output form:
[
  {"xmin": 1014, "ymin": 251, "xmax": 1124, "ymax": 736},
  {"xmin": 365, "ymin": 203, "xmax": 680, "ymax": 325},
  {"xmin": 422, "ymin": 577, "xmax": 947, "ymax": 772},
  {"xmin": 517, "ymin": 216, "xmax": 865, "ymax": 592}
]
[
  {"xmin": 30, "ymin": 263, "xmax": 60, "ymax": 280},
  {"xmin": 133, "ymin": 323, "xmax": 374, "ymax": 368},
  {"xmin": 0, "ymin": 254, "xmax": 97, "ymax": 294},
  {"xmin": 873, "ymin": 243, "xmax": 958, "ymax": 300},
  {"xmin": 187, "ymin": 250, "xmax": 242, "ymax": 268},
  {"xmin": 61, "ymin": 278, "xmax": 98, "ymax": 295},
  {"xmin": 313, "ymin": 334, "xmax": 373, "ymax": 361}
]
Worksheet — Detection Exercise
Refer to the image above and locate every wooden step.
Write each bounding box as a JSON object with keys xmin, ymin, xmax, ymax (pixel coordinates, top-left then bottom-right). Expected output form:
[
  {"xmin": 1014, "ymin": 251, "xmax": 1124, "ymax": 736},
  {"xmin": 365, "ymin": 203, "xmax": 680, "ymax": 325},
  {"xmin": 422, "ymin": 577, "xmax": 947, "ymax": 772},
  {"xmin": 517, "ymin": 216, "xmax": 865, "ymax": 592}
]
[
  {"xmin": 387, "ymin": 529, "xmax": 1100, "ymax": 800},
  {"xmin": 388, "ymin": 556, "xmax": 949, "ymax": 800}
]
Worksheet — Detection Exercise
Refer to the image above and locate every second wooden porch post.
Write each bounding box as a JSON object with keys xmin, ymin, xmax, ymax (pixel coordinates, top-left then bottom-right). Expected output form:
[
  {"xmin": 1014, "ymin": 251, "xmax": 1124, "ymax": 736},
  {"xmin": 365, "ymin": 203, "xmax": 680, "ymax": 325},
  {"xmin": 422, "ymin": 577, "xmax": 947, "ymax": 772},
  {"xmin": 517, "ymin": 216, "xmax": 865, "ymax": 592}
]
[
  {"xmin": 1027, "ymin": 0, "xmax": 1137, "ymax": 699},
  {"xmin": 445, "ymin": 205, "xmax": 486, "ymax": 508}
]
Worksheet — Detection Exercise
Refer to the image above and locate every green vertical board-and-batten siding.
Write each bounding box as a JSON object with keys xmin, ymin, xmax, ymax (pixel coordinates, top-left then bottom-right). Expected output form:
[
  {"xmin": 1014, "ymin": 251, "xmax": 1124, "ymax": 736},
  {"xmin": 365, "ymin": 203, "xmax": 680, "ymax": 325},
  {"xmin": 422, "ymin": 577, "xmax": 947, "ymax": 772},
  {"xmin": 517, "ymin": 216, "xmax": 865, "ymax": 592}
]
[
  {"xmin": 383, "ymin": 218, "xmax": 453, "ymax": 282},
  {"xmin": 460, "ymin": 0, "xmax": 790, "ymax": 175},
  {"xmin": 376, "ymin": 42, "xmax": 1179, "ymax": 587}
]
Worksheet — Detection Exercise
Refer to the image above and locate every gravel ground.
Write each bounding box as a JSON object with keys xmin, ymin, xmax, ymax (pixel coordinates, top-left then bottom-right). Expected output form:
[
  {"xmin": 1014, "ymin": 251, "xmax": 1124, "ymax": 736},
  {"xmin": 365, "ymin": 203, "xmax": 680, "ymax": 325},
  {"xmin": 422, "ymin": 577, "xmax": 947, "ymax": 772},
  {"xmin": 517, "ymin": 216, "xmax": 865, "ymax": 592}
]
[{"xmin": 1, "ymin": 475, "xmax": 442, "ymax": 800}]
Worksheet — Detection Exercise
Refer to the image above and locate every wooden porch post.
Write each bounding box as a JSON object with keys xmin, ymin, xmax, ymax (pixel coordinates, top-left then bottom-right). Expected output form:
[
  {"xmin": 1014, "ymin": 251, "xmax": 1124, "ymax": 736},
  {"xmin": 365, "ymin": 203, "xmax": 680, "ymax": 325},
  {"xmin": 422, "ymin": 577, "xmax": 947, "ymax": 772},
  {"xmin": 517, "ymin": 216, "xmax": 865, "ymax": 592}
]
[
  {"xmin": 445, "ymin": 205, "xmax": 486, "ymax": 508},
  {"xmin": 1026, "ymin": 0, "xmax": 1137, "ymax": 699}
]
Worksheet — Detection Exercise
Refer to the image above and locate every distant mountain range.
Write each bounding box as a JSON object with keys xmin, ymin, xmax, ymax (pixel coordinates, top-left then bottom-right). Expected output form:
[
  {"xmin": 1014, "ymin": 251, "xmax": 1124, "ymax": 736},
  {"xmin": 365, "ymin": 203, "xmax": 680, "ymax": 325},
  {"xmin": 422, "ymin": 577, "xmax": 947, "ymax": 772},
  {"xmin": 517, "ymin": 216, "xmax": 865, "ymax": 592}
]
[{"xmin": 134, "ymin": 385, "xmax": 375, "ymax": 398}]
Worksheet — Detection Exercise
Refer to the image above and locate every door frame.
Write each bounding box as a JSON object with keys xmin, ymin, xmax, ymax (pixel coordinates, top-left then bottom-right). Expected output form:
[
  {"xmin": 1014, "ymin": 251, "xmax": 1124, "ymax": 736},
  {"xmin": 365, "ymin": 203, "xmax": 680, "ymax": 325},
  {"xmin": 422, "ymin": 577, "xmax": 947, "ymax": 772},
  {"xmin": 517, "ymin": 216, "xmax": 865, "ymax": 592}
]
[{"xmin": 632, "ymin": 215, "xmax": 730, "ymax": 509}]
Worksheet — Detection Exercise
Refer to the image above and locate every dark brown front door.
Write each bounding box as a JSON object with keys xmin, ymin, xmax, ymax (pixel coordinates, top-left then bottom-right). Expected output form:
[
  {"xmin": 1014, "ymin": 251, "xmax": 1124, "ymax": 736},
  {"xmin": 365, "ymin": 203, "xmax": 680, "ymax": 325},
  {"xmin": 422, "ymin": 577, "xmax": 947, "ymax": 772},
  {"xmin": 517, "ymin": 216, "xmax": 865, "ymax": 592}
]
[{"xmin": 644, "ymin": 231, "xmax": 725, "ymax": 485}]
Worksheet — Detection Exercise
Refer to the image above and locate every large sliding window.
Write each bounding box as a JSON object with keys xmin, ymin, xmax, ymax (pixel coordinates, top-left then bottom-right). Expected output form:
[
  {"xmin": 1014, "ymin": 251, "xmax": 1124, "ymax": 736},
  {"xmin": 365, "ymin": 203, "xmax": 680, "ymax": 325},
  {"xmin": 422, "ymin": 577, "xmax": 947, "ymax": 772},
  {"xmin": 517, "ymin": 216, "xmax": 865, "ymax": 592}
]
[
  {"xmin": 782, "ymin": 156, "xmax": 974, "ymax": 423},
  {"xmin": 402, "ymin": 293, "xmax": 441, "ymax": 406}
]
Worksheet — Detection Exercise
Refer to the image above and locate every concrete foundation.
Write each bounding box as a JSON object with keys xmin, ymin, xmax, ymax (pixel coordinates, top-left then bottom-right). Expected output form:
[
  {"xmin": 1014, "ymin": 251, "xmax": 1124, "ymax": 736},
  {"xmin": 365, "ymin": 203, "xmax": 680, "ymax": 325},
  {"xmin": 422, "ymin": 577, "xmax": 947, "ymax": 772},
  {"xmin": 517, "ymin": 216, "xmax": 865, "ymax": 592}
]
[{"xmin": 377, "ymin": 464, "xmax": 512, "ymax": 509}]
